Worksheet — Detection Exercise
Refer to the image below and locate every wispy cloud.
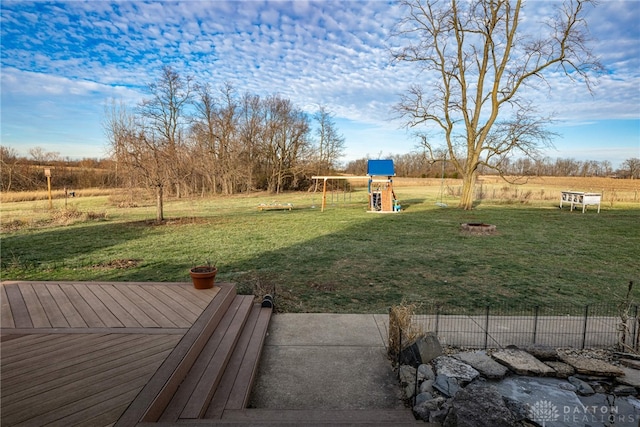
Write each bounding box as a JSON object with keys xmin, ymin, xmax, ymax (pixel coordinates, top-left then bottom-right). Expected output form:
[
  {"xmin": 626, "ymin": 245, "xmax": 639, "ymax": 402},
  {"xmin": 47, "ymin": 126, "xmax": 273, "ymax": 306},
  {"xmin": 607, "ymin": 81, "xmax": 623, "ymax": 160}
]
[{"xmin": 1, "ymin": 0, "xmax": 638, "ymax": 164}]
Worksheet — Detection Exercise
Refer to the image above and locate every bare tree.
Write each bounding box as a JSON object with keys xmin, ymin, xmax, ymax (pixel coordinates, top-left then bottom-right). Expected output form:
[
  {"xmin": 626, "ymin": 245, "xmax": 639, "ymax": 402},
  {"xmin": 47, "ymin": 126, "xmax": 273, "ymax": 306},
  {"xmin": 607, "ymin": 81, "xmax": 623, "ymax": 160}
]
[
  {"xmin": 392, "ymin": 0, "xmax": 601, "ymax": 209},
  {"xmin": 313, "ymin": 106, "xmax": 345, "ymax": 175},
  {"xmin": 622, "ymin": 158, "xmax": 640, "ymax": 179},
  {"xmin": 104, "ymin": 100, "xmax": 170, "ymax": 221},
  {"xmin": 0, "ymin": 146, "xmax": 19, "ymax": 191},
  {"xmin": 261, "ymin": 96, "xmax": 310, "ymax": 193},
  {"xmin": 138, "ymin": 66, "xmax": 193, "ymax": 199},
  {"xmin": 28, "ymin": 146, "xmax": 60, "ymax": 164}
]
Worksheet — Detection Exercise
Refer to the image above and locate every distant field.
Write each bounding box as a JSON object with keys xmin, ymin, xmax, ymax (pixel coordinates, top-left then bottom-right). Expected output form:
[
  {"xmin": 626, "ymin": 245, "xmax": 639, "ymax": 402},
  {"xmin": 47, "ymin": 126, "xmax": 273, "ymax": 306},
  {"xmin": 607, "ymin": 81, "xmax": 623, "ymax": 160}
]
[{"xmin": 1, "ymin": 177, "xmax": 639, "ymax": 313}]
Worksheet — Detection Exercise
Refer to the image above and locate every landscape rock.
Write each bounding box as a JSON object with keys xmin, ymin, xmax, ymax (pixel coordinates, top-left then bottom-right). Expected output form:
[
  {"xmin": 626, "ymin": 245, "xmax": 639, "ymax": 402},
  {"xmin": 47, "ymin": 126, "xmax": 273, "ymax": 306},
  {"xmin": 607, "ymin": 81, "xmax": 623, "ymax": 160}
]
[
  {"xmin": 412, "ymin": 403, "xmax": 431, "ymax": 422},
  {"xmin": 399, "ymin": 364, "xmax": 416, "ymax": 385},
  {"xmin": 502, "ymin": 396, "xmax": 529, "ymax": 422},
  {"xmin": 619, "ymin": 358, "xmax": 640, "ymax": 370},
  {"xmin": 544, "ymin": 361, "xmax": 575, "ymax": 378},
  {"xmin": 453, "ymin": 350, "xmax": 509, "ymax": 379},
  {"xmin": 433, "ymin": 373, "xmax": 460, "ymax": 398},
  {"xmin": 429, "ymin": 408, "xmax": 450, "ymax": 424},
  {"xmin": 417, "ymin": 363, "xmax": 435, "ymax": 381},
  {"xmin": 568, "ymin": 375, "xmax": 595, "ymax": 396},
  {"xmin": 415, "ymin": 391, "xmax": 433, "ymax": 406},
  {"xmin": 443, "ymin": 382, "xmax": 518, "ymax": 427},
  {"xmin": 560, "ymin": 354, "xmax": 624, "ymax": 377},
  {"xmin": 399, "ymin": 332, "xmax": 443, "ymax": 367},
  {"xmin": 495, "ymin": 376, "xmax": 583, "ymax": 427},
  {"xmin": 492, "ymin": 348, "xmax": 555, "ymax": 376},
  {"xmin": 558, "ymin": 382, "xmax": 578, "ymax": 392},
  {"xmin": 618, "ymin": 366, "xmax": 640, "ymax": 388},
  {"xmin": 523, "ymin": 344, "xmax": 558, "ymax": 361},
  {"xmin": 433, "ymin": 356, "xmax": 480, "ymax": 383},
  {"xmin": 613, "ymin": 384, "xmax": 637, "ymax": 396},
  {"xmin": 420, "ymin": 379, "xmax": 434, "ymax": 393}
]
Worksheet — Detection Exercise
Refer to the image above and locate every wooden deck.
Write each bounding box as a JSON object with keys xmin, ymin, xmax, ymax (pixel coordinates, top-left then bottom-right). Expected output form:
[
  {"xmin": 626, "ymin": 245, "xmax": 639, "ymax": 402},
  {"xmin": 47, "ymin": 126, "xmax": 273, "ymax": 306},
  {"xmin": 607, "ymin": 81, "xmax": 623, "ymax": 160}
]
[{"xmin": 1, "ymin": 281, "xmax": 271, "ymax": 426}]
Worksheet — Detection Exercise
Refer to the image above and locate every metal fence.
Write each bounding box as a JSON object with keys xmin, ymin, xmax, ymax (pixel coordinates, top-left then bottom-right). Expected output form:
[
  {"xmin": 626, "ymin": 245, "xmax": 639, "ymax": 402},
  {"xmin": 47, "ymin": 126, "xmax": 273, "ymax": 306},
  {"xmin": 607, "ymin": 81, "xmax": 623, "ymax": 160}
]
[{"xmin": 404, "ymin": 302, "xmax": 639, "ymax": 350}]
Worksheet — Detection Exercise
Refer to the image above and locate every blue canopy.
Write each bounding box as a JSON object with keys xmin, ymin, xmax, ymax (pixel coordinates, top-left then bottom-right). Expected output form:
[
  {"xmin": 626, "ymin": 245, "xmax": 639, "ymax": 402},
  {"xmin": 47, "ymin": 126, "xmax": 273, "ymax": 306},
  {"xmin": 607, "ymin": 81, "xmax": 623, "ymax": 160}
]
[{"xmin": 367, "ymin": 159, "xmax": 395, "ymax": 176}]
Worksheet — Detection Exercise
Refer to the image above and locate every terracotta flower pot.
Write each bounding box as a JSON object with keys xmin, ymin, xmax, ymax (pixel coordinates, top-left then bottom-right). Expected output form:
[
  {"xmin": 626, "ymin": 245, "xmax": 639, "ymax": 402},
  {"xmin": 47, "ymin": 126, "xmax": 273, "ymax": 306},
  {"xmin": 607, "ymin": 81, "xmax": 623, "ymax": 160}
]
[{"xmin": 189, "ymin": 266, "xmax": 218, "ymax": 289}]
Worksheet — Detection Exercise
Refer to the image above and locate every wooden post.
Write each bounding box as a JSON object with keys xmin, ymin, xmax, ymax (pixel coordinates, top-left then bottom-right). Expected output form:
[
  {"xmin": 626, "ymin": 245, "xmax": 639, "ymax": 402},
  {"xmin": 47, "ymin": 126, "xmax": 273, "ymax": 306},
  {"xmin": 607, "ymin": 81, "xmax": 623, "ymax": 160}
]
[
  {"xmin": 321, "ymin": 178, "xmax": 328, "ymax": 212},
  {"xmin": 45, "ymin": 168, "xmax": 52, "ymax": 210}
]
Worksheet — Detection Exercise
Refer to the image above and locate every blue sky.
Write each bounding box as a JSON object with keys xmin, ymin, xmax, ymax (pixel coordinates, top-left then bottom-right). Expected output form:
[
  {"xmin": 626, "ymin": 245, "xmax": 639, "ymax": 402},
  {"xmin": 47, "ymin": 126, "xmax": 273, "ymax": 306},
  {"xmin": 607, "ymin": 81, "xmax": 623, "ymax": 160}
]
[{"xmin": 1, "ymin": 0, "xmax": 639, "ymax": 169}]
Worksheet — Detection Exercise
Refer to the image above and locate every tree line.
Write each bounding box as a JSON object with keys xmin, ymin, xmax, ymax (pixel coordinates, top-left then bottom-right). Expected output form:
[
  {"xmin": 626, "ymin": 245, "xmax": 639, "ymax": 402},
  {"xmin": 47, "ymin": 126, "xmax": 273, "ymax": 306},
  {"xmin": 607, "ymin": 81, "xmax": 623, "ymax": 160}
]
[
  {"xmin": 344, "ymin": 153, "xmax": 640, "ymax": 179},
  {"xmin": 0, "ymin": 146, "xmax": 116, "ymax": 192},
  {"xmin": 104, "ymin": 67, "xmax": 345, "ymax": 220},
  {"xmin": 3, "ymin": 142, "xmax": 637, "ymax": 196}
]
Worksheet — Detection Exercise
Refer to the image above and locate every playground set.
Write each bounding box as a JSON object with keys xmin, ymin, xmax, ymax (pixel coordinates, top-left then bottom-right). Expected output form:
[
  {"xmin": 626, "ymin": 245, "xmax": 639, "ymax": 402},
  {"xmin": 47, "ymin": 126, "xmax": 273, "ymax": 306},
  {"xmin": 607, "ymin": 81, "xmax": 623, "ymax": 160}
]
[{"xmin": 312, "ymin": 159, "xmax": 401, "ymax": 213}]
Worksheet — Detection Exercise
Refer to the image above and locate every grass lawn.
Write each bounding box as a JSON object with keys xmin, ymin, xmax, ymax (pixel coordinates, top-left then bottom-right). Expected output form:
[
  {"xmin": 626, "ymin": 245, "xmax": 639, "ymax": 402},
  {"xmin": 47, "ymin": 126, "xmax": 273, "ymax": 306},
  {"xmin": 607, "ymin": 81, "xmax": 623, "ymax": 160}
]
[{"xmin": 1, "ymin": 182, "xmax": 639, "ymax": 313}]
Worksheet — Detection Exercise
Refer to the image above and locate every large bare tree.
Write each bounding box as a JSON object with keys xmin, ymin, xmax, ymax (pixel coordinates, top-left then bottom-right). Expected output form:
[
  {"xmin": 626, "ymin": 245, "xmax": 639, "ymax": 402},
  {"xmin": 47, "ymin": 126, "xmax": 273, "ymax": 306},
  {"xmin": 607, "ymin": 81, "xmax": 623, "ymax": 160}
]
[{"xmin": 392, "ymin": 0, "xmax": 601, "ymax": 209}]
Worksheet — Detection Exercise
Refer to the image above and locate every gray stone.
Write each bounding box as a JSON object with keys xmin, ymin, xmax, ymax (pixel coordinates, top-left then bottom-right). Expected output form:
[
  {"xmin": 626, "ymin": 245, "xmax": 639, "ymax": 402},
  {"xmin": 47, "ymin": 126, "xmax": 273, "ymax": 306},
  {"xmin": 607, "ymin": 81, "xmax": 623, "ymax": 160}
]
[
  {"xmin": 560, "ymin": 354, "xmax": 624, "ymax": 377},
  {"xmin": 412, "ymin": 403, "xmax": 430, "ymax": 422},
  {"xmin": 619, "ymin": 366, "xmax": 640, "ymax": 388},
  {"xmin": 502, "ymin": 396, "xmax": 529, "ymax": 422},
  {"xmin": 620, "ymin": 358, "xmax": 640, "ymax": 370},
  {"xmin": 613, "ymin": 384, "xmax": 637, "ymax": 396},
  {"xmin": 523, "ymin": 344, "xmax": 558, "ymax": 361},
  {"xmin": 414, "ymin": 391, "xmax": 433, "ymax": 406},
  {"xmin": 559, "ymin": 382, "xmax": 578, "ymax": 392},
  {"xmin": 434, "ymin": 373, "xmax": 460, "ymax": 398},
  {"xmin": 413, "ymin": 396, "xmax": 446, "ymax": 422},
  {"xmin": 399, "ymin": 332, "xmax": 443, "ymax": 367},
  {"xmin": 404, "ymin": 383, "xmax": 417, "ymax": 400},
  {"xmin": 577, "ymin": 393, "xmax": 640, "ymax": 423},
  {"xmin": 454, "ymin": 351, "xmax": 509, "ymax": 379},
  {"xmin": 495, "ymin": 376, "xmax": 583, "ymax": 427},
  {"xmin": 429, "ymin": 408, "xmax": 450, "ymax": 424},
  {"xmin": 544, "ymin": 361, "xmax": 575, "ymax": 378},
  {"xmin": 443, "ymin": 382, "xmax": 518, "ymax": 427},
  {"xmin": 568, "ymin": 376, "xmax": 595, "ymax": 396},
  {"xmin": 492, "ymin": 348, "xmax": 555, "ymax": 376},
  {"xmin": 434, "ymin": 356, "xmax": 480, "ymax": 383},
  {"xmin": 399, "ymin": 364, "xmax": 416, "ymax": 385},
  {"xmin": 420, "ymin": 379, "xmax": 434, "ymax": 393},
  {"xmin": 417, "ymin": 363, "xmax": 435, "ymax": 381}
]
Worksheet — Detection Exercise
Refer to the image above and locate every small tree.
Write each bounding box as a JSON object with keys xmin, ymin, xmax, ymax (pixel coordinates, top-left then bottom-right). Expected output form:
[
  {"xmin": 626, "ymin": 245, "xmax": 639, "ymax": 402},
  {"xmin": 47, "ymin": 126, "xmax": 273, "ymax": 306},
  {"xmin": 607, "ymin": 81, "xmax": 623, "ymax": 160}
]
[{"xmin": 392, "ymin": 0, "xmax": 601, "ymax": 209}]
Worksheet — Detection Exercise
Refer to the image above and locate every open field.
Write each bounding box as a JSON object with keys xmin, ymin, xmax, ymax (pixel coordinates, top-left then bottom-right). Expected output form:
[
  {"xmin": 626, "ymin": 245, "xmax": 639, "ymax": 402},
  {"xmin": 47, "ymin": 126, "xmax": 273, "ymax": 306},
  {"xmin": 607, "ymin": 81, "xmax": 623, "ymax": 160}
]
[{"xmin": 1, "ymin": 177, "xmax": 639, "ymax": 313}]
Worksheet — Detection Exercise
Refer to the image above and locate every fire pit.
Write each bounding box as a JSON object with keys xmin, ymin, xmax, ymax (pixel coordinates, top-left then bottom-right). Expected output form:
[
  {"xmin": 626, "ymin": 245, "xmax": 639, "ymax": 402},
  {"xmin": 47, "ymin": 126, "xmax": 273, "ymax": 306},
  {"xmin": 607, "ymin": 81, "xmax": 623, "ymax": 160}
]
[{"xmin": 460, "ymin": 223, "xmax": 497, "ymax": 234}]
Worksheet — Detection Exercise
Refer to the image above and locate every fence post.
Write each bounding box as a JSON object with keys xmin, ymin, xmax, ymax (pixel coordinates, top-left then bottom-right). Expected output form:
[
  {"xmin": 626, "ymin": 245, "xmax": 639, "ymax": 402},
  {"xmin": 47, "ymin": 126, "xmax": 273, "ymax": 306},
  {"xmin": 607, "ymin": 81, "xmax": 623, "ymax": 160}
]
[
  {"xmin": 435, "ymin": 305, "xmax": 440, "ymax": 337},
  {"xmin": 634, "ymin": 305, "xmax": 639, "ymax": 351},
  {"xmin": 582, "ymin": 305, "xmax": 589, "ymax": 349},
  {"xmin": 484, "ymin": 305, "xmax": 490, "ymax": 349},
  {"xmin": 533, "ymin": 305, "xmax": 539, "ymax": 345}
]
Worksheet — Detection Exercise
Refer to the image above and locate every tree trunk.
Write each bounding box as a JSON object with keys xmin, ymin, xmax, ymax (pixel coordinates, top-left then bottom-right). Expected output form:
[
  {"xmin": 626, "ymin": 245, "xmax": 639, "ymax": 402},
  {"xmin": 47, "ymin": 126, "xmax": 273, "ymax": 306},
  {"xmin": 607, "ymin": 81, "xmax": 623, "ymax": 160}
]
[
  {"xmin": 156, "ymin": 185, "xmax": 164, "ymax": 222},
  {"xmin": 459, "ymin": 172, "xmax": 476, "ymax": 210}
]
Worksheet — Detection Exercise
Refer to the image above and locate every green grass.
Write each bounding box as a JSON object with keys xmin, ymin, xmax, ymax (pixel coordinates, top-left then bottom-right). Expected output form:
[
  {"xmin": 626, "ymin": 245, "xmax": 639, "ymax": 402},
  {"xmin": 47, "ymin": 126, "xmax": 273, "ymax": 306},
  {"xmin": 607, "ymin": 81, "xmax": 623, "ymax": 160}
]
[{"xmin": 1, "ymin": 188, "xmax": 638, "ymax": 313}]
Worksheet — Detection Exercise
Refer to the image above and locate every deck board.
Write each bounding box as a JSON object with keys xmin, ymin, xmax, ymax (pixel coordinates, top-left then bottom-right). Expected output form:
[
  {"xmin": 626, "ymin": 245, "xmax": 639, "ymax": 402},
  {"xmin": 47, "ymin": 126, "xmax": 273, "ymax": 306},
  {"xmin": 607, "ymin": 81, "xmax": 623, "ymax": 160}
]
[
  {"xmin": 151, "ymin": 285, "xmax": 202, "ymax": 320},
  {"xmin": 59, "ymin": 283, "xmax": 106, "ymax": 327},
  {"xmin": 33, "ymin": 283, "xmax": 70, "ymax": 327},
  {"xmin": 5, "ymin": 283, "xmax": 33, "ymax": 328},
  {"xmin": 18, "ymin": 283, "xmax": 51, "ymax": 328},
  {"xmin": 48, "ymin": 284, "xmax": 88, "ymax": 328},
  {"xmin": 126, "ymin": 285, "xmax": 192, "ymax": 328},
  {"xmin": 1, "ymin": 285, "xmax": 15, "ymax": 328},
  {"xmin": 101, "ymin": 284, "xmax": 158, "ymax": 328},
  {"xmin": 72, "ymin": 284, "xmax": 124, "ymax": 327},
  {"xmin": 1, "ymin": 281, "xmax": 222, "ymax": 427}
]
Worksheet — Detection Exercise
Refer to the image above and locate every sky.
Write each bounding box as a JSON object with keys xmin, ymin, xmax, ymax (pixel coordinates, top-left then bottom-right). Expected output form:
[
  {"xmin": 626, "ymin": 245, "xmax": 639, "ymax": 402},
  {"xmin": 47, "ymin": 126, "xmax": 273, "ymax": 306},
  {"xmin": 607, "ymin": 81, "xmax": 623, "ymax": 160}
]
[{"xmin": 1, "ymin": 0, "xmax": 639, "ymax": 169}]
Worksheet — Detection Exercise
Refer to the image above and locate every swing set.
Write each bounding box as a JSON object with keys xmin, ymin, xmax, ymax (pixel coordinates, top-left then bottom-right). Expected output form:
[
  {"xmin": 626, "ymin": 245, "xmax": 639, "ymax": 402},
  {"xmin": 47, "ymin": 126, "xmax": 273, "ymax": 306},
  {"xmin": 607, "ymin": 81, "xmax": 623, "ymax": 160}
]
[{"xmin": 312, "ymin": 160, "xmax": 401, "ymax": 213}]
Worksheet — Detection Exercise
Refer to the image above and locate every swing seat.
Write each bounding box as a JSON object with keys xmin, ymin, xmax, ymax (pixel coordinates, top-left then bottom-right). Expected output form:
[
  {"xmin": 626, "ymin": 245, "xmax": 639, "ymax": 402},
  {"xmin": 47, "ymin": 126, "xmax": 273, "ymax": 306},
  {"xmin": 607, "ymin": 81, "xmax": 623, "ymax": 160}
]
[{"xmin": 257, "ymin": 202, "xmax": 293, "ymax": 211}]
